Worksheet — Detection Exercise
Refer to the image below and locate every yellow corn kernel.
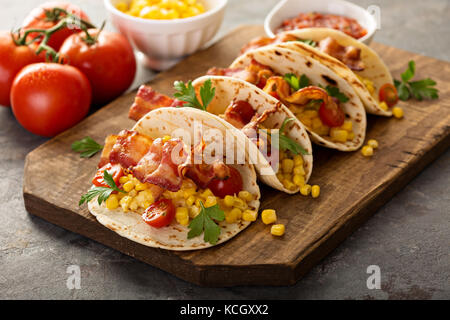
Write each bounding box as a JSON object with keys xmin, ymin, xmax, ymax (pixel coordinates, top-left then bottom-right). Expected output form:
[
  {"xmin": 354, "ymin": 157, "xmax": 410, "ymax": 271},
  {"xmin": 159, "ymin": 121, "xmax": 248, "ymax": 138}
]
[
  {"xmin": 311, "ymin": 185, "xmax": 320, "ymax": 198},
  {"xmin": 233, "ymin": 197, "xmax": 248, "ymax": 211},
  {"xmin": 303, "ymin": 110, "xmax": 318, "ymax": 118},
  {"xmin": 271, "ymin": 224, "xmax": 285, "ymax": 236},
  {"xmin": 341, "ymin": 120, "xmax": 353, "ymax": 132},
  {"xmin": 300, "ymin": 184, "xmax": 311, "ymax": 196},
  {"xmin": 293, "ymin": 165, "xmax": 305, "ymax": 176},
  {"xmin": 311, "ymin": 117, "xmax": 323, "ymax": 130},
  {"xmin": 293, "ymin": 154, "xmax": 304, "ymax": 167},
  {"xmin": 143, "ymin": 201, "xmax": 152, "ymax": 208},
  {"xmin": 242, "ymin": 210, "xmax": 257, "ymax": 222},
  {"xmin": 119, "ymin": 176, "xmax": 129, "ymax": 185},
  {"xmin": 238, "ymin": 191, "xmax": 253, "ymax": 202},
  {"xmin": 189, "ymin": 205, "xmax": 200, "ymax": 218},
  {"xmin": 186, "ymin": 195, "xmax": 196, "ymax": 207},
  {"xmin": 183, "ymin": 187, "xmax": 197, "ymax": 199},
  {"xmin": 195, "ymin": 198, "xmax": 203, "ymax": 208},
  {"xmin": 223, "ymin": 195, "xmax": 235, "ymax": 207},
  {"xmin": 281, "ymin": 158, "xmax": 294, "ymax": 174},
  {"xmin": 361, "ymin": 145, "xmax": 374, "ymax": 157},
  {"xmin": 226, "ymin": 208, "xmax": 241, "ymax": 224},
  {"xmin": 204, "ymin": 196, "xmax": 217, "ymax": 208},
  {"xmin": 128, "ymin": 189, "xmax": 137, "ymax": 197},
  {"xmin": 379, "ymin": 101, "xmax": 389, "ymax": 111},
  {"xmin": 282, "ymin": 179, "xmax": 296, "ymax": 191},
  {"xmin": 299, "ymin": 116, "xmax": 312, "ymax": 128},
  {"xmin": 115, "ymin": 2, "xmax": 128, "ymax": 12},
  {"xmin": 130, "ymin": 199, "xmax": 139, "ymax": 211},
  {"xmin": 182, "ymin": 179, "xmax": 196, "ymax": 189},
  {"xmin": 200, "ymin": 189, "xmax": 214, "ymax": 199},
  {"xmin": 367, "ymin": 139, "xmax": 379, "ymax": 149},
  {"xmin": 293, "ymin": 174, "xmax": 305, "ymax": 187},
  {"xmin": 392, "ymin": 107, "xmax": 404, "ymax": 119},
  {"xmin": 330, "ymin": 128, "xmax": 348, "ymax": 143},
  {"xmin": 261, "ymin": 209, "xmax": 277, "ymax": 225},
  {"xmin": 135, "ymin": 183, "xmax": 147, "ymax": 191},
  {"xmin": 162, "ymin": 135, "xmax": 171, "ymax": 142},
  {"xmin": 123, "ymin": 180, "xmax": 134, "ymax": 192},
  {"xmin": 105, "ymin": 194, "xmax": 119, "ymax": 210},
  {"xmin": 120, "ymin": 196, "xmax": 132, "ymax": 211},
  {"xmin": 276, "ymin": 172, "xmax": 284, "ymax": 182},
  {"xmin": 279, "ymin": 150, "xmax": 286, "ymax": 160},
  {"xmin": 175, "ymin": 207, "xmax": 189, "ymax": 226}
]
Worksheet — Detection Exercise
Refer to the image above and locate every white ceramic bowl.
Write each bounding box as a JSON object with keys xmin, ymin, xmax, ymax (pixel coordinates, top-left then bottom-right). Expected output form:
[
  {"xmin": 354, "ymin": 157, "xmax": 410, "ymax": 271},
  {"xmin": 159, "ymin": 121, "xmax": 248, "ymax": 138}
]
[
  {"xmin": 264, "ymin": 0, "xmax": 377, "ymax": 44},
  {"xmin": 104, "ymin": 0, "xmax": 227, "ymax": 70}
]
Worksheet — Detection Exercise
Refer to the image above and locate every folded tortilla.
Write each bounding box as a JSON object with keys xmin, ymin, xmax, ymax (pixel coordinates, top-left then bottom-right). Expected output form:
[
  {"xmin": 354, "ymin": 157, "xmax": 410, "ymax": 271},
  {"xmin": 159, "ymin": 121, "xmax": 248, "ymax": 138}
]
[
  {"xmin": 88, "ymin": 107, "xmax": 260, "ymax": 250},
  {"xmin": 274, "ymin": 28, "xmax": 394, "ymax": 116},
  {"xmin": 230, "ymin": 46, "xmax": 367, "ymax": 151},
  {"xmin": 192, "ymin": 75, "xmax": 313, "ymax": 194}
]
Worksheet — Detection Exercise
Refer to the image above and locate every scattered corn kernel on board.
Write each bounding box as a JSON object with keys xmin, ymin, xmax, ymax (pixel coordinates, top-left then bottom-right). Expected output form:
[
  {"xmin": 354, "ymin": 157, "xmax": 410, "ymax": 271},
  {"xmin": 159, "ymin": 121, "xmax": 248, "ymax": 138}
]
[{"xmin": 23, "ymin": 25, "xmax": 450, "ymax": 287}]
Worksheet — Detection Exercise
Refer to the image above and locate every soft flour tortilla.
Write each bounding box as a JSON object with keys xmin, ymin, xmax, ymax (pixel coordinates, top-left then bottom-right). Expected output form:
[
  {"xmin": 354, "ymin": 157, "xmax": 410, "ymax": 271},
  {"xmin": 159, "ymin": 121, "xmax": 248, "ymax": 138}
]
[
  {"xmin": 88, "ymin": 107, "xmax": 260, "ymax": 251},
  {"xmin": 230, "ymin": 46, "xmax": 367, "ymax": 151},
  {"xmin": 192, "ymin": 75, "xmax": 313, "ymax": 194},
  {"xmin": 277, "ymin": 28, "xmax": 393, "ymax": 116}
]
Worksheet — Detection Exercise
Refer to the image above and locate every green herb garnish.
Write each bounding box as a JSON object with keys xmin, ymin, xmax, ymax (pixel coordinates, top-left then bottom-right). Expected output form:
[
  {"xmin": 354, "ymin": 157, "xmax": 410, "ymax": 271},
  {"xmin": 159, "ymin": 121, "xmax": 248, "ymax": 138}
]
[
  {"xmin": 319, "ymin": 84, "xmax": 349, "ymax": 103},
  {"xmin": 174, "ymin": 79, "xmax": 216, "ymax": 111},
  {"xmin": 79, "ymin": 171, "xmax": 125, "ymax": 206},
  {"xmin": 278, "ymin": 118, "xmax": 309, "ymax": 155},
  {"xmin": 283, "ymin": 73, "xmax": 310, "ymax": 91},
  {"xmin": 297, "ymin": 39, "xmax": 317, "ymax": 47},
  {"xmin": 187, "ymin": 202, "xmax": 225, "ymax": 245},
  {"xmin": 71, "ymin": 137, "xmax": 103, "ymax": 158},
  {"xmin": 394, "ymin": 60, "xmax": 438, "ymax": 101}
]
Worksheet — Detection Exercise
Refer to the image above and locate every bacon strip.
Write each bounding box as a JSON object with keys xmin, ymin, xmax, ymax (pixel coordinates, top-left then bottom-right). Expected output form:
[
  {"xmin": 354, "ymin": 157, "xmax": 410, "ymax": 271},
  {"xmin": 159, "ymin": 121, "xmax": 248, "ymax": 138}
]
[
  {"xmin": 98, "ymin": 134, "xmax": 118, "ymax": 168},
  {"xmin": 318, "ymin": 37, "xmax": 365, "ymax": 71},
  {"xmin": 128, "ymin": 85, "xmax": 186, "ymax": 121},
  {"xmin": 109, "ymin": 130, "xmax": 153, "ymax": 169}
]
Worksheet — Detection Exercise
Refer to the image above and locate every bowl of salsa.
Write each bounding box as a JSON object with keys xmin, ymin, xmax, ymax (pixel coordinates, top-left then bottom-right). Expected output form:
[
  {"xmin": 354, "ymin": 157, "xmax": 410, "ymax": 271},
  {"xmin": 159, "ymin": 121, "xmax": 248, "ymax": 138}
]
[{"xmin": 264, "ymin": 0, "xmax": 377, "ymax": 44}]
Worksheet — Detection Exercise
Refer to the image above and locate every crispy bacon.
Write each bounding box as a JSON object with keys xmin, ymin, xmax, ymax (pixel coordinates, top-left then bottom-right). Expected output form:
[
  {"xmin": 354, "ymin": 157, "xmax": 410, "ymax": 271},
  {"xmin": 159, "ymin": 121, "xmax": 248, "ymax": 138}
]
[
  {"xmin": 240, "ymin": 34, "xmax": 300, "ymax": 54},
  {"xmin": 133, "ymin": 138, "xmax": 189, "ymax": 192},
  {"xmin": 109, "ymin": 130, "xmax": 153, "ymax": 169},
  {"xmin": 318, "ymin": 37, "xmax": 365, "ymax": 71},
  {"xmin": 128, "ymin": 85, "xmax": 186, "ymax": 121},
  {"xmin": 98, "ymin": 134, "xmax": 118, "ymax": 168},
  {"xmin": 207, "ymin": 67, "xmax": 258, "ymax": 84},
  {"xmin": 185, "ymin": 162, "xmax": 230, "ymax": 189}
]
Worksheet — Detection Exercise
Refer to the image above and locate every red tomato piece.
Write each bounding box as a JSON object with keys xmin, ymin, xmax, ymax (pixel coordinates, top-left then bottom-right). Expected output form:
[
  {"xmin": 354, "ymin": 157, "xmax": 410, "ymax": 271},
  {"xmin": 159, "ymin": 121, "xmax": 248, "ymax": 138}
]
[
  {"xmin": 92, "ymin": 163, "xmax": 124, "ymax": 188},
  {"xmin": 207, "ymin": 166, "xmax": 243, "ymax": 198},
  {"xmin": 228, "ymin": 100, "xmax": 256, "ymax": 125},
  {"xmin": 379, "ymin": 83, "xmax": 399, "ymax": 108},
  {"xmin": 318, "ymin": 101, "xmax": 345, "ymax": 127},
  {"xmin": 59, "ymin": 29, "xmax": 136, "ymax": 106},
  {"xmin": 0, "ymin": 32, "xmax": 44, "ymax": 107},
  {"xmin": 142, "ymin": 199, "xmax": 176, "ymax": 228},
  {"xmin": 22, "ymin": 1, "xmax": 90, "ymax": 51},
  {"xmin": 10, "ymin": 63, "xmax": 91, "ymax": 137}
]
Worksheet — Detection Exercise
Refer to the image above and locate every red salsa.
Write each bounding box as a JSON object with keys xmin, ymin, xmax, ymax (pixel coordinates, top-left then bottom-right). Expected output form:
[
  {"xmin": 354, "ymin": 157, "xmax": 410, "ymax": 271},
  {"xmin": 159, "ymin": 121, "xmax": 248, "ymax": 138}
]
[{"xmin": 277, "ymin": 12, "xmax": 367, "ymax": 39}]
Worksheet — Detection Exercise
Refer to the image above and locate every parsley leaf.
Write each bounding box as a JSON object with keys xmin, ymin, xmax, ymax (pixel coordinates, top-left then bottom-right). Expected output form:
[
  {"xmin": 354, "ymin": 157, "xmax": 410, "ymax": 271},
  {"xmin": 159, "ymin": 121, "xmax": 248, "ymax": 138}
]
[
  {"xmin": 323, "ymin": 85, "xmax": 349, "ymax": 103},
  {"xmin": 71, "ymin": 137, "xmax": 103, "ymax": 158},
  {"xmin": 173, "ymin": 79, "xmax": 215, "ymax": 111},
  {"xmin": 297, "ymin": 39, "xmax": 317, "ymax": 47},
  {"xmin": 394, "ymin": 60, "xmax": 439, "ymax": 101},
  {"xmin": 283, "ymin": 73, "xmax": 310, "ymax": 91},
  {"xmin": 187, "ymin": 202, "xmax": 225, "ymax": 245},
  {"xmin": 278, "ymin": 118, "xmax": 309, "ymax": 156},
  {"xmin": 79, "ymin": 171, "xmax": 124, "ymax": 206}
]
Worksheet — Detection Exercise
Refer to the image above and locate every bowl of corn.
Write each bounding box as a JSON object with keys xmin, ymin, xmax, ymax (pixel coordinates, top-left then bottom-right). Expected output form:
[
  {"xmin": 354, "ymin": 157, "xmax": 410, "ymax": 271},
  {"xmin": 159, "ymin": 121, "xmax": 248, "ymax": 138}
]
[{"xmin": 104, "ymin": 0, "xmax": 227, "ymax": 70}]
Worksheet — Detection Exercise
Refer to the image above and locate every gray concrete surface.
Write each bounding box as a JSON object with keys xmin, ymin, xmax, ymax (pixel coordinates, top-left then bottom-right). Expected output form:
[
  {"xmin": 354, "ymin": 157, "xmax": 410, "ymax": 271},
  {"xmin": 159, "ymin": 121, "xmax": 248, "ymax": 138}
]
[{"xmin": 0, "ymin": 0, "xmax": 449, "ymax": 299}]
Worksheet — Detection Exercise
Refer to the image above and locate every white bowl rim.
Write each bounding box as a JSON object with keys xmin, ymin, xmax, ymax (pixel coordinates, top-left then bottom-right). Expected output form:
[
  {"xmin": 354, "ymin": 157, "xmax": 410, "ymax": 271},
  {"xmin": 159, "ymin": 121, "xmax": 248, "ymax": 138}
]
[
  {"xmin": 264, "ymin": 0, "xmax": 377, "ymax": 43},
  {"xmin": 104, "ymin": 0, "xmax": 228, "ymax": 25}
]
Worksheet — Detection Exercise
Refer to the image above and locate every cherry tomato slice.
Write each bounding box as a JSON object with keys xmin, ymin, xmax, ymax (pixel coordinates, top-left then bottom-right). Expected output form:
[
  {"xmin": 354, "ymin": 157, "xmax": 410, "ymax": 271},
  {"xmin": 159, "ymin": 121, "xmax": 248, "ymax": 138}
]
[
  {"xmin": 318, "ymin": 101, "xmax": 345, "ymax": 127},
  {"xmin": 229, "ymin": 100, "xmax": 256, "ymax": 124},
  {"xmin": 207, "ymin": 166, "xmax": 243, "ymax": 198},
  {"xmin": 142, "ymin": 199, "xmax": 176, "ymax": 228},
  {"xmin": 379, "ymin": 83, "xmax": 399, "ymax": 108},
  {"xmin": 92, "ymin": 163, "xmax": 124, "ymax": 187}
]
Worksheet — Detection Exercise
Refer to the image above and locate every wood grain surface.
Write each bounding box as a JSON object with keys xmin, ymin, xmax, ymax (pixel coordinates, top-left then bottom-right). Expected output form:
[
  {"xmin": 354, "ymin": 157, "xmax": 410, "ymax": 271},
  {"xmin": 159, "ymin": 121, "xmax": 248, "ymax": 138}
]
[{"xmin": 23, "ymin": 25, "xmax": 450, "ymax": 287}]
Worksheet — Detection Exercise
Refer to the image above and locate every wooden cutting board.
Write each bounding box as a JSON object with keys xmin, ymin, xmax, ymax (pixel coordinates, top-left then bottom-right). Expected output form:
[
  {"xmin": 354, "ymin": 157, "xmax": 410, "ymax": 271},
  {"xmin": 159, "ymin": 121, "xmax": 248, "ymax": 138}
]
[{"xmin": 23, "ymin": 25, "xmax": 450, "ymax": 287}]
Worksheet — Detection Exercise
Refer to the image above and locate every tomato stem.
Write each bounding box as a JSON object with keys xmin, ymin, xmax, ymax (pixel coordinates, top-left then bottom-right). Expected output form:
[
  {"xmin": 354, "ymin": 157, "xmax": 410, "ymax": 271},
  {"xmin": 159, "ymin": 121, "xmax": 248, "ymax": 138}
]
[{"xmin": 12, "ymin": 7, "xmax": 97, "ymax": 63}]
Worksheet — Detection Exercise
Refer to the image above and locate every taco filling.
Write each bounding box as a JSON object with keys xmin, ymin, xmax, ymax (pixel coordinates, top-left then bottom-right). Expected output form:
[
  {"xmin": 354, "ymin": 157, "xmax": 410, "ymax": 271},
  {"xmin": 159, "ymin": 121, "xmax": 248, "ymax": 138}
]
[
  {"xmin": 91, "ymin": 130, "xmax": 258, "ymax": 232},
  {"xmin": 207, "ymin": 59, "xmax": 355, "ymax": 144}
]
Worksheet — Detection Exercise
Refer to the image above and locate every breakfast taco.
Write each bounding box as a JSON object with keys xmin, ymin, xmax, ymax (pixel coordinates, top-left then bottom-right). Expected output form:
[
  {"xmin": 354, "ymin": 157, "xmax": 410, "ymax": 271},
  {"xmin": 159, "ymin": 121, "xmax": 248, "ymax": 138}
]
[
  {"xmin": 240, "ymin": 28, "xmax": 397, "ymax": 116},
  {"xmin": 127, "ymin": 77, "xmax": 313, "ymax": 193},
  {"xmin": 81, "ymin": 107, "xmax": 260, "ymax": 250},
  {"xmin": 207, "ymin": 46, "xmax": 367, "ymax": 151},
  {"xmin": 192, "ymin": 75, "xmax": 313, "ymax": 193}
]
